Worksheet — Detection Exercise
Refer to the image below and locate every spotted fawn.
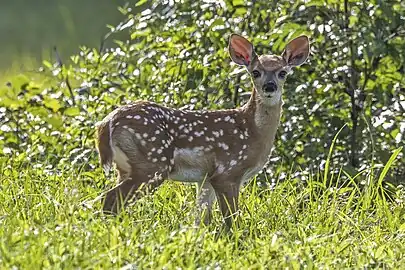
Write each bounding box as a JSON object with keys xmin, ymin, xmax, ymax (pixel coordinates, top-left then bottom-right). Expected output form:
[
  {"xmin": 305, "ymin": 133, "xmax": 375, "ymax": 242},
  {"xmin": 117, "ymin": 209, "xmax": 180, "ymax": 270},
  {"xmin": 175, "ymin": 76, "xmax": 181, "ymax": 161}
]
[{"xmin": 96, "ymin": 33, "xmax": 310, "ymax": 227}]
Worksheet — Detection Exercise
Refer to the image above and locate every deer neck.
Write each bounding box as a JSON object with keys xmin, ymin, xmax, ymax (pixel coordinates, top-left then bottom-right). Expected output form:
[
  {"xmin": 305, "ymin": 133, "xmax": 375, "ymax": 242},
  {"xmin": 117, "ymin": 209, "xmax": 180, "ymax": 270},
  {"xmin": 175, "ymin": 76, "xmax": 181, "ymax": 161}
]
[{"xmin": 242, "ymin": 88, "xmax": 283, "ymax": 138}]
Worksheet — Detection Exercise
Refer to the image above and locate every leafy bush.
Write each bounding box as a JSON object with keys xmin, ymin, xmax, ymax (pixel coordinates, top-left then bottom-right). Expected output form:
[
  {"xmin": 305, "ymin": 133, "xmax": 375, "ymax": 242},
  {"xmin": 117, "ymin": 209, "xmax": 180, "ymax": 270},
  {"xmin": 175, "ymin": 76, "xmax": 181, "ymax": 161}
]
[{"xmin": 0, "ymin": 0, "xmax": 404, "ymax": 185}]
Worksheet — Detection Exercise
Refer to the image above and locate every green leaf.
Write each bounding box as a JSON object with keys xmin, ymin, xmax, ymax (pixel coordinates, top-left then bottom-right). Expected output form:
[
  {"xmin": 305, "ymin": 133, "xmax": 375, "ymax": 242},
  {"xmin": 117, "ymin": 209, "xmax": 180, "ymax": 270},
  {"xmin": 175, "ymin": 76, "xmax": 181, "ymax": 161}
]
[
  {"xmin": 135, "ymin": 0, "xmax": 148, "ymax": 7},
  {"xmin": 64, "ymin": 107, "xmax": 81, "ymax": 117},
  {"xmin": 47, "ymin": 116, "xmax": 63, "ymax": 128},
  {"xmin": 44, "ymin": 98, "xmax": 61, "ymax": 112},
  {"xmin": 377, "ymin": 147, "xmax": 403, "ymax": 187}
]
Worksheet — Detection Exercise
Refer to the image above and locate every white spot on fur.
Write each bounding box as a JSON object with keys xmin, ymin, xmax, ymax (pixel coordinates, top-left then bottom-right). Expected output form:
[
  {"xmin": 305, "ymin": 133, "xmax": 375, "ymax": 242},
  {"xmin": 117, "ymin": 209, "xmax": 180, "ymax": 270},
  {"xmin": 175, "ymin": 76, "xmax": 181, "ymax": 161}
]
[
  {"xmin": 194, "ymin": 131, "xmax": 204, "ymax": 137},
  {"xmin": 134, "ymin": 115, "xmax": 141, "ymax": 120},
  {"xmin": 218, "ymin": 142, "xmax": 229, "ymax": 150}
]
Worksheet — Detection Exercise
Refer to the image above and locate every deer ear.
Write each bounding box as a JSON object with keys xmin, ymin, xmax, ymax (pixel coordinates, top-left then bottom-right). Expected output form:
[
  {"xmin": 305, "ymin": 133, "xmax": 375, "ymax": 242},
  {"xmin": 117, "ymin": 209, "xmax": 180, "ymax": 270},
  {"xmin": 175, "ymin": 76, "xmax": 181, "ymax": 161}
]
[
  {"xmin": 282, "ymin": 35, "xmax": 310, "ymax": 67},
  {"xmin": 229, "ymin": 34, "xmax": 256, "ymax": 67}
]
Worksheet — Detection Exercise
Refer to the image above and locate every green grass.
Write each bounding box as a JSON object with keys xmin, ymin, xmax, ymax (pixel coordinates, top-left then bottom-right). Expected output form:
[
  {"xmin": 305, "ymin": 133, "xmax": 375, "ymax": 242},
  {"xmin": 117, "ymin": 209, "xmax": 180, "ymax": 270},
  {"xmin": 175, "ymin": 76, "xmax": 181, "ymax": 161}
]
[{"xmin": 0, "ymin": 148, "xmax": 404, "ymax": 269}]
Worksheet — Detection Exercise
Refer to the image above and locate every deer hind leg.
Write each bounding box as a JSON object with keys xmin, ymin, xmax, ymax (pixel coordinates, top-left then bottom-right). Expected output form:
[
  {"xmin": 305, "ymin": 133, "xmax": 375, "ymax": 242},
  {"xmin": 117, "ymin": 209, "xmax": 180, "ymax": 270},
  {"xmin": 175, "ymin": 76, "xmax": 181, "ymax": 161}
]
[
  {"xmin": 196, "ymin": 181, "xmax": 216, "ymax": 226},
  {"xmin": 103, "ymin": 167, "xmax": 167, "ymax": 214},
  {"xmin": 102, "ymin": 123, "xmax": 175, "ymax": 214},
  {"xmin": 102, "ymin": 146, "xmax": 172, "ymax": 214}
]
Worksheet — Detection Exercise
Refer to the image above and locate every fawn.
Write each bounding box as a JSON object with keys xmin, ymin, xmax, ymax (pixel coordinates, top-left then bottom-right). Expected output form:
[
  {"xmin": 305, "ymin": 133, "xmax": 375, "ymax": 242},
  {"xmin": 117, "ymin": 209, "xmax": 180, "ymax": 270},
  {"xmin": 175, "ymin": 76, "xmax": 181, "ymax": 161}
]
[{"xmin": 96, "ymin": 34, "xmax": 310, "ymax": 227}]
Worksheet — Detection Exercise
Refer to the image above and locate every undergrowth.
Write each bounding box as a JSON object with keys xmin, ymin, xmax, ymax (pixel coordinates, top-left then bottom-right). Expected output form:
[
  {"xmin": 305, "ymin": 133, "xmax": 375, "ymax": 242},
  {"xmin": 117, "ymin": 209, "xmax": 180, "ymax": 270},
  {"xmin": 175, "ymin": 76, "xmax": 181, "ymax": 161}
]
[{"xmin": 0, "ymin": 145, "xmax": 404, "ymax": 269}]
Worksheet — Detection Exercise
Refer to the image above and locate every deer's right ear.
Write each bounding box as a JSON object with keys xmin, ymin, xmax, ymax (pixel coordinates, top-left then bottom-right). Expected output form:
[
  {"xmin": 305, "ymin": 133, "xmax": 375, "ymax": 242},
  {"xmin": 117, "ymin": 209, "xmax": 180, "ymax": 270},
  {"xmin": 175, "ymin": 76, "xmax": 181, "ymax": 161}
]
[{"xmin": 229, "ymin": 34, "xmax": 255, "ymax": 67}]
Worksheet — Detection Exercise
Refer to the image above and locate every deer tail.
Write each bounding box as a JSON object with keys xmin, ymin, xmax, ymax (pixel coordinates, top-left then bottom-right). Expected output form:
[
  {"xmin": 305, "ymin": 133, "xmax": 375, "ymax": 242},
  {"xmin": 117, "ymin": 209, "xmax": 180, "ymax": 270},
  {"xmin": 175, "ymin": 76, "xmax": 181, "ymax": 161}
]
[{"xmin": 95, "ymin": 119, "xmax": 114, "ymax": 175}]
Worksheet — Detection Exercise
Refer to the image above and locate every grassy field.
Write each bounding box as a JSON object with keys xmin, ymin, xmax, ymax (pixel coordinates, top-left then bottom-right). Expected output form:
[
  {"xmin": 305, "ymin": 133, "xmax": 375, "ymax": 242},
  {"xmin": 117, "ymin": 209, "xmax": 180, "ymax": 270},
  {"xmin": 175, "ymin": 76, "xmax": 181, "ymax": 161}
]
[{"xmin": 1, "ymin": 145, "xmax": 404, "ymax": 269}]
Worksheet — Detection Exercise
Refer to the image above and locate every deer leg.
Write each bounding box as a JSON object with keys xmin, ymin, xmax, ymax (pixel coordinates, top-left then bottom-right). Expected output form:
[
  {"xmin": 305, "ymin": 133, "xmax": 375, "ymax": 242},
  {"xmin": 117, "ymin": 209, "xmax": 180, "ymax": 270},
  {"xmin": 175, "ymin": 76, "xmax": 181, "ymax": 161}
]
[
  {"xmin": 211, "ymin": 181, "xmax": 240, "ymax": 228},
  {"xmin": 196, "ymin": 181, "xmax": 216, "ymax": 226},
  {"xmin": 103, "ymin": 168, "xmax": 166, "ymax": 214}
]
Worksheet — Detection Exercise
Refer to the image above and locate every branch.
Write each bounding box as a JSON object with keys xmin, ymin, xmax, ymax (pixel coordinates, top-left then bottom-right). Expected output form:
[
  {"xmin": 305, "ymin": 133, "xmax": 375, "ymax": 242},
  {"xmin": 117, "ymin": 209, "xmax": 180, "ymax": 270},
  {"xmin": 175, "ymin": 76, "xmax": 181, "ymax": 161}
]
[
  {"xmin": 53, "ymin": 46, "xmax": 76, "ymax": 106},
  {"xmin": 344, "ymin": 0, "xmax": 360, "ymax": 168}
]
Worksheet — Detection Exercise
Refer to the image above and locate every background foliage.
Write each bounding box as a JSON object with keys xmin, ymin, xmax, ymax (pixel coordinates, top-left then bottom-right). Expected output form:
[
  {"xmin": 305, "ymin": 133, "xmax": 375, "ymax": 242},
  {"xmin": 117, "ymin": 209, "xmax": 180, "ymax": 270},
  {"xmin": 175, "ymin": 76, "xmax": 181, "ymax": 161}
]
[{"xmin": 1, "ymin": 0, "xmax": 403, "ymax": 184}]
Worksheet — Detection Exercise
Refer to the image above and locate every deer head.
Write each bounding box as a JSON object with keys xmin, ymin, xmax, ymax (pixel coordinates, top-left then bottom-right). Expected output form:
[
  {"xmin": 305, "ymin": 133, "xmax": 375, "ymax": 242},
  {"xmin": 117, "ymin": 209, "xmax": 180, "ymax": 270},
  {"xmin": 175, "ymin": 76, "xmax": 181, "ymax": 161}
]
[{"xmin": 229, "ymin": 34, "xmax": 310, "ymax": 107}]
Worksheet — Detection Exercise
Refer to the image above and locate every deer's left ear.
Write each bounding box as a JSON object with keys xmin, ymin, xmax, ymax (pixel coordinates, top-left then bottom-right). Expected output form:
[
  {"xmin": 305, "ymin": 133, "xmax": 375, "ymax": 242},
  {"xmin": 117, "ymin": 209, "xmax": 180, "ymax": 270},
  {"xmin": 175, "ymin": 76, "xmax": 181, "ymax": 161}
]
[
  {"xmin": 229, "ymin": 34, "xmax": 256, "ymax": 67},
  {"xmin": 282, "ymin": 35, "xmax": 310, "ymax": 67}
]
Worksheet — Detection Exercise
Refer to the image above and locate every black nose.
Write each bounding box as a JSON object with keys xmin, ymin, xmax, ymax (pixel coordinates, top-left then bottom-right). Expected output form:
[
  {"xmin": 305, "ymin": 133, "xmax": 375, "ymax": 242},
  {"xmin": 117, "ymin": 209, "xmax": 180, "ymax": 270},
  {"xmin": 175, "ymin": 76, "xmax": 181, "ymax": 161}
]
[{"xmin": 263, "ymin": 82, "xmax": 277, "ymax": 93}]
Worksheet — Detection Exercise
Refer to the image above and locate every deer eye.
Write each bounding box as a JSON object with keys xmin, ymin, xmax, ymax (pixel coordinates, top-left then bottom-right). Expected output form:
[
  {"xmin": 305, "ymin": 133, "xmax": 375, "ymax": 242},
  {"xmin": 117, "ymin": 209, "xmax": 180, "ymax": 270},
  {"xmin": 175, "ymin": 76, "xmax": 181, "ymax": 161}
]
[
  {"xmin": 278, "ymin": 70, "xmax": 288, "ymax": 79},
  {"xmin": 252, "ymin": 70, "xmax": 261, "ymax": 78}
]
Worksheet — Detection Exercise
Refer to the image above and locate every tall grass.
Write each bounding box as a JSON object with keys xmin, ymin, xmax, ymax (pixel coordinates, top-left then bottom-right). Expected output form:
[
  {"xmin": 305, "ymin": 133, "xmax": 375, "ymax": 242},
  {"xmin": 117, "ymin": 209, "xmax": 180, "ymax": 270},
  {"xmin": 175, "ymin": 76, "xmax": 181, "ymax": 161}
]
[{"xmin": 0, "ymin": 144, "xmax": 404, "ymax": 269}]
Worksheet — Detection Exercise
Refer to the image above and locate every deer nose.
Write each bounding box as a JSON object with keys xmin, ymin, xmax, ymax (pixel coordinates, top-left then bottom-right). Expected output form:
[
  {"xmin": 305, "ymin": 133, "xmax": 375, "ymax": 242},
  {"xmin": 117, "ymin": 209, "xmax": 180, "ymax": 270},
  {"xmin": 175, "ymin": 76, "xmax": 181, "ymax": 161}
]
[{"xmin": 263, "ymin": 82, "xmax": 277, "ymax": 93}]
